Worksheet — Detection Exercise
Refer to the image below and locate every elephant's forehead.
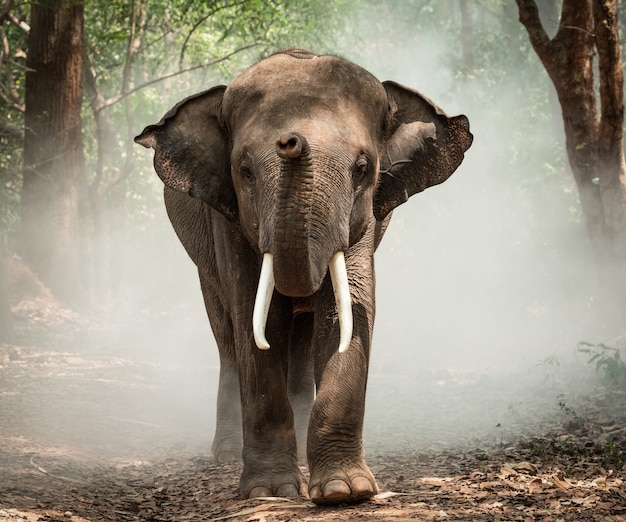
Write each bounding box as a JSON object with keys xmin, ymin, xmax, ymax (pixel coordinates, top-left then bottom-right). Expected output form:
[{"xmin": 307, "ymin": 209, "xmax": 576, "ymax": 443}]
[
  {"xmin": 223, "ymin": 54, "xmax": 388, "ymax": 129},
  {"xmin": 234, "ymin": 114, "xmax": 372, "ymax": 158}
]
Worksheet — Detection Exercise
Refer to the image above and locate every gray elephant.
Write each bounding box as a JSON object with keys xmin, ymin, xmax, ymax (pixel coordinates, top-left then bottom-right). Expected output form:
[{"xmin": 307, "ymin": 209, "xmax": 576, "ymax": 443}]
[{"xmin": 135, "ymin": 49, "xmax": 472, "ymax": 505}]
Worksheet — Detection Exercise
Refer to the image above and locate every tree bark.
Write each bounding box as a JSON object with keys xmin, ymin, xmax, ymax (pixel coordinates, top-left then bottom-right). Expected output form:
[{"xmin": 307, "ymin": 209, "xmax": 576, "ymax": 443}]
[
  {"xmin": 516, "ymin": 0, "xmax": 626, "ymax": 315},
  {"xmin": 20, "ymin": 0, "xmax": 84, "ymax": 303},
  {"xmin": 459, "ymin": 0, "xmax": 475, "ymax": 75},
  {"xmin": 593, "ymin": 0, "xmax": 626, "ymax": 267}
]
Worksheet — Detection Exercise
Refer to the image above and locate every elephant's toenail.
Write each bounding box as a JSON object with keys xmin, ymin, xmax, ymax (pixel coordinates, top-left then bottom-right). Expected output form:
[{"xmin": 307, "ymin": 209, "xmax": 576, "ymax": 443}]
[
  {"xmin": 323, "ymin": 479, "xmax": 351, "ymax": 498},
  {"xmin": 216, "ymin": 452, "xmax": 238, "ymax": 463},
  {"xmin": 276, "ymin": 483, "xmax": 299, "ymax": 497},
  {"xmin": 308, "ymin": 486, "xmax": 321, "ymax": 500},
  {"xmin": 248, "ymin": 486, "xmax": 272, "ymax": 498},
  {"xmin": 352, "ymin": 476, "xmax": 376, "ymax": 496}
]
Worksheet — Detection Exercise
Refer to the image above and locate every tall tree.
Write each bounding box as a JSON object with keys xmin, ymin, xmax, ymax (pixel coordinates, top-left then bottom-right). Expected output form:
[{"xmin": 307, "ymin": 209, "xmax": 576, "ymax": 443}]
[
  {"xmin": 20, "ymin": 0, "xmax": 84, "ymax": 303},
  {"xmin": 516, "ymin": 0, "xmax": 626, "ymax": 319},
  {"xmin": 459, "ymin": 0, "xmax": 475, "ymax": 75}
]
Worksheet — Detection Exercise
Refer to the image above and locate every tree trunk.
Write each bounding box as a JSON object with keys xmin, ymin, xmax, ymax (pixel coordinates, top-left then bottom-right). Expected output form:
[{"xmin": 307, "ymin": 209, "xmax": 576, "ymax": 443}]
[
  {"xmin": 516, "ymin": 0, "xmax": 626, "ymax": 320},
  {"xmin": 20, "ymin": 0, "xmax": 85, "ymax": 304},
  {"xmin": 80, "ymin": 0, "xmax": 146, "ymax": 305},
  {"xmin": 459, "ymin": 0, "xmax": 475, "ymax": 75},
  {"xmin": 593, "ymin": 0, "xmax": 626, "ymax": 269}
]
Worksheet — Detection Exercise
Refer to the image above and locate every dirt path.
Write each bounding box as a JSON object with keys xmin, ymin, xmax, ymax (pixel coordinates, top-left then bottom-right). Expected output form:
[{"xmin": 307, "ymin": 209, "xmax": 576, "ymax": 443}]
[{"xmin": 1, "ymin": 299, "xmax": 625, "ymax": 521}]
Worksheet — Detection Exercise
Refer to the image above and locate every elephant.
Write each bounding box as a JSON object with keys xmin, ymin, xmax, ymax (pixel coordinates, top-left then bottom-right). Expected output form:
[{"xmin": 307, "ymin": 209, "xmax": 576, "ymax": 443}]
[{"xmin": 135, "ymin": 49, "xmax": 472, "ymax": 506}]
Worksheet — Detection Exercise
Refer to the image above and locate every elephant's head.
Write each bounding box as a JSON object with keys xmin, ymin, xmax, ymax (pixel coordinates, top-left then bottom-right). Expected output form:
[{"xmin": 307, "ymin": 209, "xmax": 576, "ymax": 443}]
[{"xmin": 135, "ymin": 50, "xmax": 472, "ymax": 350}]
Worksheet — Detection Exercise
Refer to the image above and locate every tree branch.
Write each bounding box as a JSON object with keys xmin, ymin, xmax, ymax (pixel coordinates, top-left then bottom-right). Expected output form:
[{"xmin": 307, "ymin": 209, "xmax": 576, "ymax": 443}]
[
  {"xmin": 515, "ymin": 0, "xmax": 554, "ymax": 67},
  {"xmin": 0, "ymin": 26, "xmax": 25, "ymax": 111},
  {"xmin": 6, "ymin": 10, "xmax": 29, "ymax": 32},
  {"xmin": 0, "ymin": 119, "xmax": 23, "ymax": 140},
  {"xmin": 178, "ymin": 0, "xmax": 248, "ymax": 69},
  {"xmin": 93, "ymin": 42, "xmax": 263, "ymax": 112},
  {"xmin": 0, "ymin": 0, "xmax": 13, "ymax": 23}
]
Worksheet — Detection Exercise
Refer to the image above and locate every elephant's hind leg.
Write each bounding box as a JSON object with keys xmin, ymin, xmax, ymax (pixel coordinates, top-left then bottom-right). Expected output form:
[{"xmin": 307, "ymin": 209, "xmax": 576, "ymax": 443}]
[
  {"xmin": 199, "ymin": 270, "xmax": 242, "ymax": 463},
  {"xmin": 211, "ymin": 352, "xmax": 242, "ymax": 462},
  {"xmin": 288, "ymin": 311, "xmax": 315, "ymax": 465}
]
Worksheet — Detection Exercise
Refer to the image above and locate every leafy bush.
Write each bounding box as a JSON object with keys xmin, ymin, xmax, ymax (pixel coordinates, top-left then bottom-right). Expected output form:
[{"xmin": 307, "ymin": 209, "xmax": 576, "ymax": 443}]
[{"xmin": 578, "ymin": 342, "xmax": 626, "ymax": 388}]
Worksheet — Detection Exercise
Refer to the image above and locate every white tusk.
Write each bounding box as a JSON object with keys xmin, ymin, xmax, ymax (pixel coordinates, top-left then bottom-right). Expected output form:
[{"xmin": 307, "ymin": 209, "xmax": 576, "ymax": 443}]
[
  {"xmin": 329, "ymin": 251, "xmax": 353, "ymax": 353},
  {"xmin": 253, "ymin": 253, "xmax": 275, "ymax": 350}
]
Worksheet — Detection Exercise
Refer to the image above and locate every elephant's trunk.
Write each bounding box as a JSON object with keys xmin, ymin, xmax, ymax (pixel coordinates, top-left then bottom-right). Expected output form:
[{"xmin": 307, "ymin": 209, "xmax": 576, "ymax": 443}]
[
  {"xmin": 251, "ymin": 131, "xmax": 353, "ymax": 352},
  {"xmin": 276, "ymin": 132, "xmax": 306, "ymax": 160},
  {"xmin": 272, "ymin": 132, "xmax": 330, "ymax": 297}
]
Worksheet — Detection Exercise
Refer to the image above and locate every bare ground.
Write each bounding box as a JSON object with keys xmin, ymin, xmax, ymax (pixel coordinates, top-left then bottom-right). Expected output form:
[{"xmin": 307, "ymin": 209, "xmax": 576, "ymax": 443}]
[{"xmin": 1, "ymin": 297, "xmax": 625, "ymax": 521}]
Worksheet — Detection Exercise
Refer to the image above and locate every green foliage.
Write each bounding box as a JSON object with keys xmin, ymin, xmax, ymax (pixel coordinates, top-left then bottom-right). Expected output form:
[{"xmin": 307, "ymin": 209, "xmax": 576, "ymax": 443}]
[
  {"xmin": 0, "ymin": 0, "xmax": 361, "ymax": 297},
  {"xmin": 0, "ymin": 1, "xmax": 29, "ymax": 249},
  {"xmin": 0, "ymin": 0, "xmax": 612, "ymax": 306},
  {"xmin": 81, "ymin": 0, "xmax": 358, "ymax": 221},
  {"xmin": 578, "ymin": 342, "xmax": 626, "ymax": 388},
  {"xmin": 556, "ymin": 394, "xmax": 586, "ymax": 431},
  {"xmin": 528, "ymin": 435, "xmax": 626, "ymax": 471},
  {"xmin": 0, "ymin": 136, "xmax": 21, "ymax": 237}
]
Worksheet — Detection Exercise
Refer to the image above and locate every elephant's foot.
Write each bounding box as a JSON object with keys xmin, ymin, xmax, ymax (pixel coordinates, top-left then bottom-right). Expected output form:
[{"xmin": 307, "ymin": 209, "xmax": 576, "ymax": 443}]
[
  {"xmin": 308, "ymin": 460, "xmax": 378, "ymax": 506},
  {"xmin": 211, "ymin": 437, "xmax": 242, "ymax": 463},
  {"xmin": 240, "ymin": 466, "xmax": 305, "ymax": 499}
]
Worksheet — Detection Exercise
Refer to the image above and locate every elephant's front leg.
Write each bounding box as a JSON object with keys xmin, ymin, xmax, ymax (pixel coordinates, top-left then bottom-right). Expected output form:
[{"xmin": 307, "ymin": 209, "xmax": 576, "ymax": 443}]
[
  {"xmin": 237, "ymin": 293, "xmax": 305, "ymax": 499},
  {"xmin": 307, "ymin": 256, "xmax": 378, "ymax": 506}
]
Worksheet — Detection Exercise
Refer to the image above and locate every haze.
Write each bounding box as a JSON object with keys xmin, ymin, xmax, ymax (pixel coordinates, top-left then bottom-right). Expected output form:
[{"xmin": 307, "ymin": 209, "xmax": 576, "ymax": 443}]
[{"xmin": 6, "ymin": 3, "xmax": 610, "ymax": 463}]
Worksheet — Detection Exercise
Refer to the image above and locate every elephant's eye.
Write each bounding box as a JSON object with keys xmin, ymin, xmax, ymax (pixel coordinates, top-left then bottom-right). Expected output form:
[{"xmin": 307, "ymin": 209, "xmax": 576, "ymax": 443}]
[
  {"xmin": 240, "ymin": 165, "xmax": 255, "ymax": 182},
  {"xmin": 353, "ymin": 156, "xmax": 369, "ymax": 178},
  {"xmin": 352, "ymin": 156, "xmax": 371, "ymax": 190}
]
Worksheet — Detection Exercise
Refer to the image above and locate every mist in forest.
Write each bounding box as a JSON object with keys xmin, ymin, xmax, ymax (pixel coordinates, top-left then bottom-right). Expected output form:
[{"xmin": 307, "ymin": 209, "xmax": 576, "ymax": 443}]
[
  {"xmin": 351, "ymin": 7, "xmax": 602, "ymax": 451},
  {"xmin": 13, "ymin": 5, "xmax": 613, "ymax": 461}
]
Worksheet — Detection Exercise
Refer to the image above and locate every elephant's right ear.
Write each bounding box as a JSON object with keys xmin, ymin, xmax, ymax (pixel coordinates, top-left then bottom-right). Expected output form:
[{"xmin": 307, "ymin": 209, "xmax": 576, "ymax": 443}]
[
  {"xmin": 135, "ymin": 86, "xmax": 237, "ymax": 222},
  {"xmin": 373, "ymin": 81, "xmax": 473, "ymax": 221}
]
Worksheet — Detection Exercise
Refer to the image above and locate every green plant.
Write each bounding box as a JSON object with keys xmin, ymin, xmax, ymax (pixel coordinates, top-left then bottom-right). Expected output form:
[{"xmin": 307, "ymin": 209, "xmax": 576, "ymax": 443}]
[
  {"xmin": 527, "ymin": 435, "xmax": 626, "ymax": 471},
  {"xmin": 578, "ymin": 342, "xmax": 626, "ymax": 388},
  {"xmin": 557, "ymin": 394, "xmax": 585, "ymax": 431},
  {"xmin": 536, "ymin": 354, "xmax": 561, "ymax": 385}
]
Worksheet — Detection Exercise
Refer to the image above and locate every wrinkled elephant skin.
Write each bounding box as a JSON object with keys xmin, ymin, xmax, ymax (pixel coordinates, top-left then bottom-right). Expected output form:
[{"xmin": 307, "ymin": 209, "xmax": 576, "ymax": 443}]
[{"xmin": 135, "ymin": 49, "xmax": 472, "ymax": 506}]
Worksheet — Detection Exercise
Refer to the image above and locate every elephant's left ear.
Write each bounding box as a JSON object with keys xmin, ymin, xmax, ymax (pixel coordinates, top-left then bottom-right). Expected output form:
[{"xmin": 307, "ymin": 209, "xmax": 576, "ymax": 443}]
[
  {"xmin": 373, "ymin": 81, "xmax": 473, "ymax": 221},
  {"xmin": 135, "ymin": 86, "xmax": 238, "ymax": 222}
]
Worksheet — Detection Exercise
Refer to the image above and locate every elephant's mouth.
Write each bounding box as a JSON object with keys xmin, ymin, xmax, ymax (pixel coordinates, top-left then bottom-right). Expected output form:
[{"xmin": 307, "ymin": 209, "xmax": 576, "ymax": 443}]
[{"xmin": 252, "ymin": 251, "xmax": 353, "ymax": 353}]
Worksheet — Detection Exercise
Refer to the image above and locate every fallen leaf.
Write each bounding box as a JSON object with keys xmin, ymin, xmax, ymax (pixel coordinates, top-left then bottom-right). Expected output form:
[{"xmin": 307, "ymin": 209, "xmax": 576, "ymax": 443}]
[
  {"xmin": 528, "ymin": 477, "xmax": 544, "ymax": 494},
  {"xmin": 507, "ymin": 461, "xmax": 538, "ymax": 475},
  {"xmin": 479, "ymin": 481, "xmax": 502, "ymax": 490},
  {"xmin": 210, "ymin": 502, "xmax": 309, "ymax": 521},
  {"xmin": 499, "ymin": 466, "xmax": 517, "ymax": 479},
  {"xmin": 592, "ymin": 476, "xmax": 607, "ymax": 488},
  {"xmin": 554, "ymin": 472, "xmax": 573, "ymax": 490},
  {"xmin": 421, "ymin": 477, "xmax": 450, "ymax": 487},
  {"xmin": 374, "ymin": 491, "xmax": 405, "ymax": 499}
]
